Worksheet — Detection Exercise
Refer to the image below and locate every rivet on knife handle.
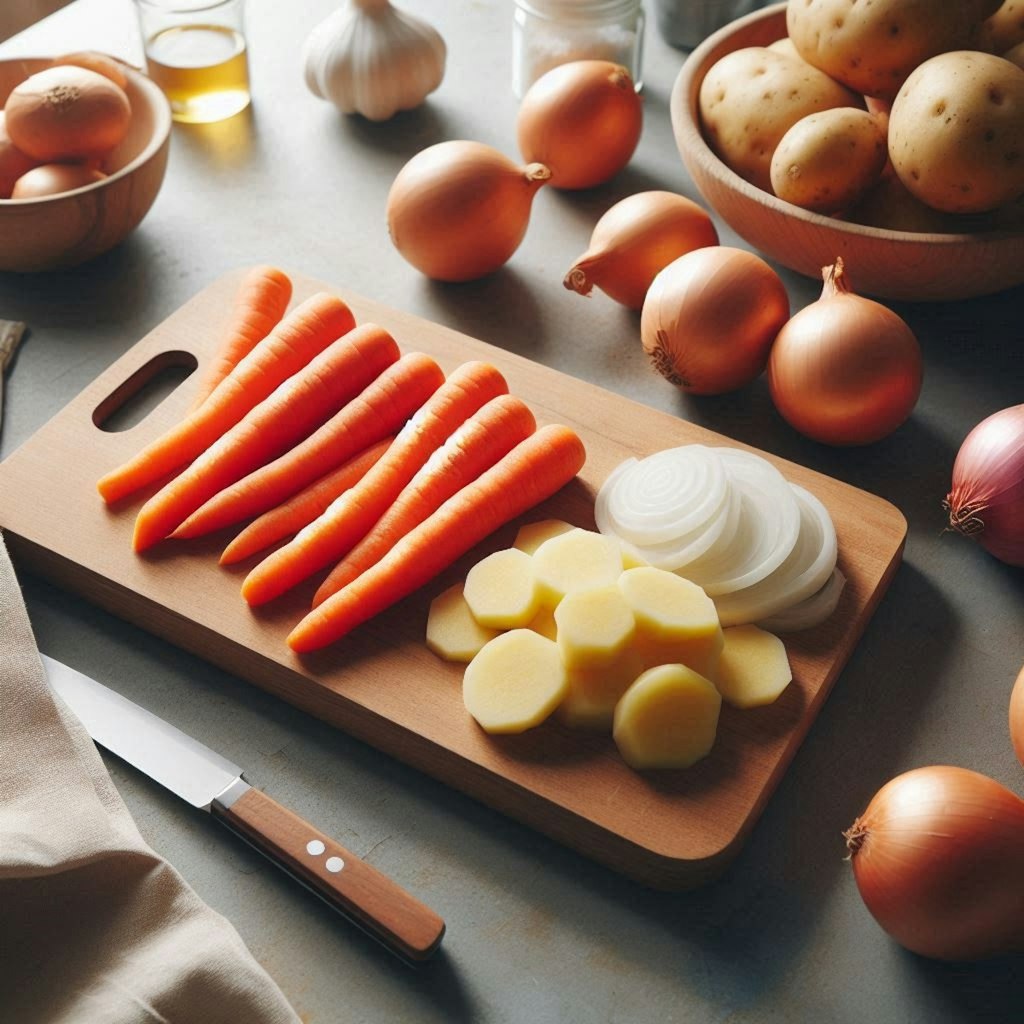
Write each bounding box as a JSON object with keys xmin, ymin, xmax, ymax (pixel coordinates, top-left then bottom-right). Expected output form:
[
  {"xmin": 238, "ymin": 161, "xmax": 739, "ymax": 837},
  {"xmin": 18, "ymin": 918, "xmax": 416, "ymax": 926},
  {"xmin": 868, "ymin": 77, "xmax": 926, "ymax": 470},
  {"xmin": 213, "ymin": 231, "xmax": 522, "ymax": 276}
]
[{"xmin": 211, "ymin": 786, "xmax": 445, "ymax": 961}]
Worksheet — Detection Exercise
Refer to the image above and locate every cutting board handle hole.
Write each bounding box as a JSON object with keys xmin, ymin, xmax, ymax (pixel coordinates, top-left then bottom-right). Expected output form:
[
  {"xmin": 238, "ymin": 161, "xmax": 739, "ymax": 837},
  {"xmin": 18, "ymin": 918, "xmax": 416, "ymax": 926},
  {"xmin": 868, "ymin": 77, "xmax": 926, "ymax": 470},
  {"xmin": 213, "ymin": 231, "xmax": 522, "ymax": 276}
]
[{"xmin": 92, "ymin": 351, "xmax": 198, "ymax": 433}]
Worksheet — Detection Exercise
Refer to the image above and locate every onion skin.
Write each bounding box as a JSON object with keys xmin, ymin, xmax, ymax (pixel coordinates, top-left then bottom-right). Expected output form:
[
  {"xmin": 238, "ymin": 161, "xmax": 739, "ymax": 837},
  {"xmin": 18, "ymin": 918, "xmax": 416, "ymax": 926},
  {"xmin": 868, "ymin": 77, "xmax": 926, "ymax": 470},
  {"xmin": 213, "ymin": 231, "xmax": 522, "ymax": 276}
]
[
  {"xmin": 1011, "ymin": 665, "xmax": 1024, "ymax": 769},
  {"xmin": 386, "ymin": 140, "xmax": 550, "ymax": 282},
  {"xmin": 5, "ymin": 65, "xmax": 131, "ymax": 162},
  {"xmin": 564, "ymin": 191, "xmax": 718, "ymax": 311},
  {"xmin": 517, "ymin": 60, "xmax": 642, "ymax": 191},
  {"xmin": 845, "ymin": 766, "xmax": 1024, "ymax": 961},
  {"xmin": 0, "ymin": 112, "xmax": 39, "ymax": 199},
  {"xmin": 48, "ymin": 52, "xmax": 129, "ymax": 90},
  {"xmin": 10, "ymin": 163, "xmax": 107, "ymax": 199},
  {"xmin": 640, "ymin": 246, "xmax": 789, "ymax": 395},
  {"xmin": 767, "ymin": 259, "xmax": 922, "ymax": 446},
  {"xmin": 944, "ymin": 404, "xmax": 1024, "ymax": 567}
]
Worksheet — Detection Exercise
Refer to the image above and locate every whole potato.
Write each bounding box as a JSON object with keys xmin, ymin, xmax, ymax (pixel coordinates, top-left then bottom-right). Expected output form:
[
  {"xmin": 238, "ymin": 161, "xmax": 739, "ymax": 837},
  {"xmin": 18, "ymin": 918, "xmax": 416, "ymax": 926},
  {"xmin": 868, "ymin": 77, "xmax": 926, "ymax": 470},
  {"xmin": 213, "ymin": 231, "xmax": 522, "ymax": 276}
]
[
  {"xmin": 980, "ymin": 1, "xmax": 1024, "ymax": 53},
  {"xmin": 889, "ymin": 51, "xmax": 1024, "ymax": 213},
  {"xmin": 699, "ymin": 46, "xmax": 859, "ymax": 192},
  {"xmin": 844, "ymin": 175, "xmax": 962, "ymax": 232},
  {"xmin": 787, "ymin": 0, "xmax": 999, "ymax": 99},
  {"xmin": 771, "ymin": 108, "xmax": 888, "ymax": 213},
  {"xmin": 1004, "ymin": 40, "xmax": 1024, "ymax": 70}
]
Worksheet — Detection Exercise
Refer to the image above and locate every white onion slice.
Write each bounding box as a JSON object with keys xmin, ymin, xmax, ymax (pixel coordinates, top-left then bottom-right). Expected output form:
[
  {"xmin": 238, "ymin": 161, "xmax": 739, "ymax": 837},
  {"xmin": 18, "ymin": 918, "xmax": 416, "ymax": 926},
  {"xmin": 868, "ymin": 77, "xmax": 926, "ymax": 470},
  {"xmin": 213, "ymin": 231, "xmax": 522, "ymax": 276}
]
[
  {"xmin": 713, "ymin": 483, "xmax": 838, "ymax": 626},
  {"xmin": 679, "ymin": 450, "xmax": 801, "ymax": 596},
  {"xmin": 604, "ymin": 445, "xmax": 729, "ymax": 546},
  {"xmin": 759, "ymin": 568, "xmax": 847, "ymax": 632}
]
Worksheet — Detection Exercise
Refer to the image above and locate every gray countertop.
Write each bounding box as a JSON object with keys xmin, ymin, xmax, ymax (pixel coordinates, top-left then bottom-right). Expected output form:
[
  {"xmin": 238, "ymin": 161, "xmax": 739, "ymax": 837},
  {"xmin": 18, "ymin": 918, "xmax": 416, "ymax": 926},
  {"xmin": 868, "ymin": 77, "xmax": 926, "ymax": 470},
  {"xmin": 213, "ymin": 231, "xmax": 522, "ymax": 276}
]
[{"xmin": 2, "ymin": 2, "xmax": 1023, "ymax": 1021}]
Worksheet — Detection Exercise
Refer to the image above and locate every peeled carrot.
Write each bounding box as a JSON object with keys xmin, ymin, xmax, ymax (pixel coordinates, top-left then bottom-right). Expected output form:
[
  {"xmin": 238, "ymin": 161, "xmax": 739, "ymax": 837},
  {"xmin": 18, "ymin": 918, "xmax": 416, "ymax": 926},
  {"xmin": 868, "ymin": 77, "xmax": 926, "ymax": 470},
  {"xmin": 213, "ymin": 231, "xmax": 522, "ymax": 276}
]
[
  {"xmin": 287, "ymin": 424, "xmax": 587, "ymax": 652},
  {"xmin": 242, "ymin": 360, "xmax": 509, "ymax": 607},
  {"xmin": 98, "ymin": 292, "xmax": 356, "ymax": 505},
  {"xmin": 132, "ymin": 323, "xmax": 400, "ymax": 552},
  {"xmin": 188, "ymin": 266, "xmax": 293, "ymax": 412},
  {"xmin": 175, "ymin": 351, "xmax": 445, "ymax": 543},
  {"xmin": 313, "ymin": 394, "xmax": 537, "ymax": 606},
  {"xmin": 219, "ymin": 437, "xmax": 395, "ymax": 565}
]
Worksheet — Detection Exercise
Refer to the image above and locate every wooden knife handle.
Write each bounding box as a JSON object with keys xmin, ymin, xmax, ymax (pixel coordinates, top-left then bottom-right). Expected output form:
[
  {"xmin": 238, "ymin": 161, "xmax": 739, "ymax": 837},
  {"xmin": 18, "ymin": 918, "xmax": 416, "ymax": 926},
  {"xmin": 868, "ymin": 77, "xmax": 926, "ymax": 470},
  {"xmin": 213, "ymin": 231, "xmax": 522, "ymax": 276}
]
[{"xmin": 212, "ymin": 787, "xmax": 445, "ymax": 961}]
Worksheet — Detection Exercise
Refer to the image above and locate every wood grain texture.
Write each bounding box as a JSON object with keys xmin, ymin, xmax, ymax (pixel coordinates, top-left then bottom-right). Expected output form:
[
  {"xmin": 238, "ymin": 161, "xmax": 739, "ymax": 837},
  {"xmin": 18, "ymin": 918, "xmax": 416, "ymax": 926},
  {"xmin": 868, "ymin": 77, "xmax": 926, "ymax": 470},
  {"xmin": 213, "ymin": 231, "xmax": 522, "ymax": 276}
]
[
  {"xmin": 670, "ymin": 4, "xmax": 1024, "ymax": 302},
  {"xmin": 212, "ymin": 787, "xmax": 445, "ymax": 961},
  {"xmin": 0, "ymin": 269, "xmax": 907, "ymax": 888}
]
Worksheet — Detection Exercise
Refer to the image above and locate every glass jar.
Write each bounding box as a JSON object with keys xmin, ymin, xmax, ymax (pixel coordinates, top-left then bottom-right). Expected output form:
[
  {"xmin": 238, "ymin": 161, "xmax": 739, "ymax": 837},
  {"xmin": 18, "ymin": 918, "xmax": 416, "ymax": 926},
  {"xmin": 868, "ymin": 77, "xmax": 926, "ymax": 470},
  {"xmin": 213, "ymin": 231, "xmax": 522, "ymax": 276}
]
[
  {"xmin": 512, "ymin": 0, "xmax": 645, "ymax": 98},
  {"xmin": 653, "ymin": 0, "xmax": 767, "ymax": 51}
]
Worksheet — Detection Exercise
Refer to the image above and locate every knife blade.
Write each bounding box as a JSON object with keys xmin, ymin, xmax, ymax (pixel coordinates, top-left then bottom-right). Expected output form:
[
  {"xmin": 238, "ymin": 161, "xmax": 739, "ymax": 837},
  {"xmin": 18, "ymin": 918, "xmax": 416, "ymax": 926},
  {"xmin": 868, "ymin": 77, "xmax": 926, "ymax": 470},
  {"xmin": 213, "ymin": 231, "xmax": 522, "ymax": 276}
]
[{"xmin": 42, "ymin": 654, "xmax": 445, "ymax": 962}]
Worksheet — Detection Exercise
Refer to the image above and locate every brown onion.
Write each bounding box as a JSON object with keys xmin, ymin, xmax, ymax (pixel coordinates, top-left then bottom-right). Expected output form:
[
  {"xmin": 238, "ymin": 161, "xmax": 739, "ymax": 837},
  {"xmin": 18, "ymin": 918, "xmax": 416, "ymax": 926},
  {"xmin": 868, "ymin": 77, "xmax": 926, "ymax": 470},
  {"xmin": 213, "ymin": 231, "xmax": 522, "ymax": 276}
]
[
  {"xmin": 767, "ymin": 259, "xmax": 922, "ymax": 446},
  {"xmin": 11, "ymin": 163, "xmax": 107, "ymax": 199},
  {"xmin": 0, "ymin": 112, "xmax": 38, "ymax": 199},
  {"xmin": 564, "ymin": 191, "xmax": 718, "ymax": 311},
  {"xmin": 1011, "ymin": 664, "xmax": 1024, "ymax": 768},
  {"xmin": 48, "ymin": 51, "xmax": 129, "ymax": 90},
  {"xmin": 5, "ymin": 65, "xmax": 131, "ymax": 162},
  {"xmin": 640, "ymin": 246, "xmax": 789, "ymax": 395},
  {"xmin": 517, "ymin": 60, "xmax": 642, "ymax": 191},
  {"xmin": 387, "ymin": 140, "xmax": 550, "ymax": 282},
  {"xmin": 844, "ymin": 765, "xmax": 1024, "ymax": 961},
  {"xmin": 944, "ymin": 404, "xmax": 1024, "ymax": 567}
]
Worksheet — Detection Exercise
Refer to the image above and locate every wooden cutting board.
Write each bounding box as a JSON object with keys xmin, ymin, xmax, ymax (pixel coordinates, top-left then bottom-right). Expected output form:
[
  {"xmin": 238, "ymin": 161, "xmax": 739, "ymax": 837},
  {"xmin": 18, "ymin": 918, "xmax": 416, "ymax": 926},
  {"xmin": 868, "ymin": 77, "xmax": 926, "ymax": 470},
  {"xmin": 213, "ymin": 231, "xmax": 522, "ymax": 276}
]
[{"xmin": 0, "ymin": 269, "xmax": 906, "ymax": 889}]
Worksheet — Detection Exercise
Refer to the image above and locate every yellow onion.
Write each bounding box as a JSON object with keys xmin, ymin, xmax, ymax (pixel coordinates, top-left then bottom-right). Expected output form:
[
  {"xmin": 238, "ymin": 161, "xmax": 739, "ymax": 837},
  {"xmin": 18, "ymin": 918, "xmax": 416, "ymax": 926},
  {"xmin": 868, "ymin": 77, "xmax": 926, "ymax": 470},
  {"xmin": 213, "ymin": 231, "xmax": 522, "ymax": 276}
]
[
  {"xmin": 387, "ymin": 140, "xmax": 550, "ymax": 282},
  {"xmin": 845, "ymin": 766, "xmax": 1024, "ymax": 961},
  {"xmin": 48, "ymin": 51, "xmax": 129, "ymax": 90},
  {"xmin": 640, "ymin": 246, "xmax": 789, "ymax": 395},
  {"xmin": 11, "ymin": 163, "xmax": 107, "ymax": 199},
  {"xmin": 767, "ymin": 259, "xmax": 922, "ymax": 446},
  {"xmin": 564, "ymin": 191, "xmax": 718, "ymax": 311},
  {"xmin": 1011, "ymin": 664, "xmax": 1024, "ymax": 768},
  {"xmin": 5, "ymin": 65, "xmax": 131, "ymax": 162},
  {"xmin": 517, "ymin": 60, "xmax": 642, "ymax": 190},
  {"xmin": 0, "ymin": 112, "xmax": 38, "ymax": 199}
]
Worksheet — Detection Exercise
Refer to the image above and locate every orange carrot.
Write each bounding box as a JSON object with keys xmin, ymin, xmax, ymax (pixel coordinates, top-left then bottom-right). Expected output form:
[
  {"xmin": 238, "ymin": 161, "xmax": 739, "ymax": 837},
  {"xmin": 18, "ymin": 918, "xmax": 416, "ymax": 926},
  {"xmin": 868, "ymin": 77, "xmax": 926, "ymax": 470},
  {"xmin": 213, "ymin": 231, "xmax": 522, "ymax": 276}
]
[
  {"xmin": 176, "ymin": 351, "xmax": 445, "ymax": 542},
  {"xmin": 98, "ymin": 292, "xmax": 356, "ymax": 505},
  {"xmin": 287, "ymin": 424, "xmax": 587, "ymax": 652},
  {"xmin": 132, "ymin": 323, "xmax": 400, "ymax": 552},
  {"xmin": 313, "ymin": 394, "xmax": 537, "ymax": 606},
  {"xmin": 241, "ymin": 360, "xmax": 509, "ymax": 607},
  {"xmin": 188, "ymin": 266, "xmax": 293, "ymax": 412},
  {"xmin": 219, "ymin": 437, "xmax": 395, "ymax": 565}
]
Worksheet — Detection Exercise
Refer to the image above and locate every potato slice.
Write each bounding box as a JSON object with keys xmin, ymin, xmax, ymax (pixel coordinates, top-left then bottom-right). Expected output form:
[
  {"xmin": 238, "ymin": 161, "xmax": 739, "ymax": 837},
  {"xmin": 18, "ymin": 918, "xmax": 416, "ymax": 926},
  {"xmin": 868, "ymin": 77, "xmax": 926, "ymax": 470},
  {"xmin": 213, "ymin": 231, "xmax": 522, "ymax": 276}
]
[
  {"xmin": 613, "ymin": 664, "xmax": 722, "ymax": 770},
  {"xmin": 532, "ymin": 528, "xmax": 624, "ymax": 606},
  {"xmin": 525, "ymin": 605, "xmax": 558, "ymax": 641},
  {"xmin": 554, "ymin": 584, "xmax": 636, "ymax": 670},
  {"xmin": 514, "ymin": 518, "xmax": 575, "ymax": 555},
  {"xmin": 617, "ymin": 567, "xmax": 723, "ymax": 679},
  {"xmin": 715, "ymin": 625, "xmax": 792, "ymax": 709},
  {"xmin": 559, "ymin": 651, "xmax": 645, "ymax": 730},
  {"xmin": 463, "ymin": 630, "xmax": 567, "ymax": 734},
  {"xmin": 426, "ymin": 583, "xmax": 500, "ymax": 663},
  {"xmin": 464, "ymin": 547, "xmax": 539, "ymax": 628}
]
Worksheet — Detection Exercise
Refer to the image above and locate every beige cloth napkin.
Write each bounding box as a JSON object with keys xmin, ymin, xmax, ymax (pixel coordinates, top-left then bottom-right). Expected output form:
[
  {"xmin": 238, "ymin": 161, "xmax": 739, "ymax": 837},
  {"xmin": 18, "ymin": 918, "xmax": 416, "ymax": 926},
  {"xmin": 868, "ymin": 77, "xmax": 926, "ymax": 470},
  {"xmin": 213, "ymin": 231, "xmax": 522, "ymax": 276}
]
[{"xmin": 0, "ymin": 532, "xmax": 302, "ymax": 1024}]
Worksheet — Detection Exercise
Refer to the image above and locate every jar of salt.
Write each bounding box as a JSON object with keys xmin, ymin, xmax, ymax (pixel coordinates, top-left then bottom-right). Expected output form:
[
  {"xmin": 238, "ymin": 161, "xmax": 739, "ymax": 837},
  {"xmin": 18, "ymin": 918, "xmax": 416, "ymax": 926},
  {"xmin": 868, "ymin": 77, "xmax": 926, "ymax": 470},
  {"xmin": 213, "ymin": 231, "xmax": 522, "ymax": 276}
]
[{"xmin": 512, "ymin": 0, "xmax": 645, "ymax": 98}]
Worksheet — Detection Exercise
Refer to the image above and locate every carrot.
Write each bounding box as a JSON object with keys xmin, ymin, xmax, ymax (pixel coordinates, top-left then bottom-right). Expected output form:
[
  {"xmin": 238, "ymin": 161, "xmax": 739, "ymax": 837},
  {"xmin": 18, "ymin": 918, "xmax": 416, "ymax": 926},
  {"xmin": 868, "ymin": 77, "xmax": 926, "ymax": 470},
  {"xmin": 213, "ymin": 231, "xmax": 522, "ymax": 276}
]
[
  {"xmin": 188, "ymin": 266, "xmax": 293, "ymax": 412},
  {"xmin": 219, "ymin": 437, "xmax": 395, "ymax": 565},
  {"xmin": 312, "ymin": 394, "xmax": 537, "ymax": 606},
  {"xmin": 287, "ymin": 424, "xmax": 587, "ymax": 652},
  {"xmin": 97, "ymin": 292, "xmax": 356, "ymax": 505},
  {"xmin": 132, "ymin": 323, "xmax": 400, "ymax": 552},
  {"xmin": 241, "ymin": 360, "xmax": 509, "ymax": 607},
  {"xmin": 175, "ymin": 351, "xmax": 445, "ymax": 542}
]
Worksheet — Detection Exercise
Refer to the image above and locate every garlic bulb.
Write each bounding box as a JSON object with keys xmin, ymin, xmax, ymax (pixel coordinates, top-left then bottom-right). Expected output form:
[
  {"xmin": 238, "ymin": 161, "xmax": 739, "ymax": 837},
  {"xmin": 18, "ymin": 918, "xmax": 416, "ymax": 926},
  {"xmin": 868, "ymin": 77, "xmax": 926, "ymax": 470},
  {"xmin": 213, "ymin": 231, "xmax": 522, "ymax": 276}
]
[{"xmin": 303, "ymin": 0, "xmax": 446, "ymax": 122}]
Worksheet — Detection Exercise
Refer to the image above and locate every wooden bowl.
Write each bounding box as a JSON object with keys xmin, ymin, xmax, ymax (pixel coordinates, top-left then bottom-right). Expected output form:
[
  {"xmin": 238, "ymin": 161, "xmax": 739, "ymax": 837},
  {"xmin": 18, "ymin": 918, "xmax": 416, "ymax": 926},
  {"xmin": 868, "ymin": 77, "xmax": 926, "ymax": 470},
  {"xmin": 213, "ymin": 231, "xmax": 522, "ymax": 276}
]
[
  {"xmin": 670, "ymin": 3, "xmax": 1024, "ymax": 302},
  {"xmin": 0, "ymin": 58, "xmax": 171, "ymax": 272}
]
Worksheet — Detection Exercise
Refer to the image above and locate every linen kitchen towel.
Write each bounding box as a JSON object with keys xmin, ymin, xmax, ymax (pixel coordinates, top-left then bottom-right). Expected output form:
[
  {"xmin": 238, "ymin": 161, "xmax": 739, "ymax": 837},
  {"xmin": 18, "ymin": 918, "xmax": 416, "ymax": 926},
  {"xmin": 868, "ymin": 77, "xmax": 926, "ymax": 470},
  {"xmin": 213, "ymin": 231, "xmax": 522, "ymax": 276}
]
[{"xmin": 0, "ymin": 531, "xmax": 302, "ymax": 1024}]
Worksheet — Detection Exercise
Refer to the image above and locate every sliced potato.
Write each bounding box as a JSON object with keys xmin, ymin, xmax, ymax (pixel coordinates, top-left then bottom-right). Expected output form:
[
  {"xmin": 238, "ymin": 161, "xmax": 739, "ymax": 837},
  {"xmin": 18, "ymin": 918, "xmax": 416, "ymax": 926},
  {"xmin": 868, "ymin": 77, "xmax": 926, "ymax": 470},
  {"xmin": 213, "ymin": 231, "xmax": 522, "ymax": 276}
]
[
  {"xmin": 559, "ymin": 651, "xmax": 645, "ymax": 730},
  {"xmin": 613, "ymin": 664, "xmax": 721, "ymax": 770},
  {"xmin": 617, "ymin": 567, "xmax": 723, "ymax": 679},
  {"xmin": 554, "ymin": 584, "xmax": 636, "ymax": 670},
  {"xmin": 525, "ymin": 604, "xmax": 558, "ymax": 641},
  {"xmin": 715, "ymin": 625, "xmax": 792, "ymax": 709},
  {"xmin": 464, "ymin": 547, "xmax": 539, "ymax": 629},
  {"xmin": 514, "ymin": 518, "xmax": 575, "ymax": 555},
  {"xmin": 426, "ymin": 583, "xmax": 500, "ymax": 663},
  {"xmin": 532, "ymin": 528, "xmax": 624, "ymax": 606},
  {"xmin": 463, "ymin": 630, "xmax": 567, "ymax": 734}
]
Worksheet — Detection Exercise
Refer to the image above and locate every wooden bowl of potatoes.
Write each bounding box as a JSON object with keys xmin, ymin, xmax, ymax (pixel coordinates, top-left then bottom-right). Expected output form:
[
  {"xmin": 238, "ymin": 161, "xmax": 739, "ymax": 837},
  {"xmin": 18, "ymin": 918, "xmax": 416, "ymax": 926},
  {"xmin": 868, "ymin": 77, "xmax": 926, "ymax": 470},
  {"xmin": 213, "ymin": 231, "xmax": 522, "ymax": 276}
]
[{"xmin": 670, "ymin": 2, "xmax": 1024, "ymax": 302}]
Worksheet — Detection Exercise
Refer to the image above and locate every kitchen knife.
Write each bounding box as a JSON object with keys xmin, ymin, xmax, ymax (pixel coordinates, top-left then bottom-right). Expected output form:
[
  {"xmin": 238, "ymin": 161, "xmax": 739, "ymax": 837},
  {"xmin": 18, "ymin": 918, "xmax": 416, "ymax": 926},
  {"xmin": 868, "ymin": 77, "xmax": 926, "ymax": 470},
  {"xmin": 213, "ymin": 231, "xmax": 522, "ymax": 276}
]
[{"xmin": 41, "ymin": 654, "xmax": 445, "ymax": 962}]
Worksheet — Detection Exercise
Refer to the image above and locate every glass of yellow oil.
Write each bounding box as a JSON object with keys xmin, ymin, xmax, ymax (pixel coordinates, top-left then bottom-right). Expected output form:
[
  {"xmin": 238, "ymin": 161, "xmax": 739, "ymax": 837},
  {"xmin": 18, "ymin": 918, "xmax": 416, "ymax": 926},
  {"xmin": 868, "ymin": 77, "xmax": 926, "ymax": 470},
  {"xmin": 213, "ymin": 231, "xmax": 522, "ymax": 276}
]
[{"xmin": 135, "ymin": 0, "xmax": 251, "ymax": 124}]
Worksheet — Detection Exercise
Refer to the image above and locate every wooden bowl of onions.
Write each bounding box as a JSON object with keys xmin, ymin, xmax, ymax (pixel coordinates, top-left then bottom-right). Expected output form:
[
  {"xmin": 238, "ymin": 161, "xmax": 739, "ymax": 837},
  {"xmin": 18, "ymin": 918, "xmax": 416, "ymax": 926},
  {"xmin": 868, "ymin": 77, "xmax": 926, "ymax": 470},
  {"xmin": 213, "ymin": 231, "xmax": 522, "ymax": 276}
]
[
  {"xmin": 670, "ymin": 3, "xmax": 1024, "ymax": 302},
  {"xmin": 0, "ymin": 57, "xmax": 171, "ymax": 272}
]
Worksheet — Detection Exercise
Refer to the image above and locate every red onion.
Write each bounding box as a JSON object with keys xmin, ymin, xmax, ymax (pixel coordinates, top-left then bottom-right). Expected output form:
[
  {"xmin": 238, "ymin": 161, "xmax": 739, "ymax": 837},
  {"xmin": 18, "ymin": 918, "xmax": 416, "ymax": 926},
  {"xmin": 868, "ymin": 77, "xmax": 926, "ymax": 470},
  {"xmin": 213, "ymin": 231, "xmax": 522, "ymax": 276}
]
[{"xmin": 944, "ymin": 404, "xmax": 1024, "ymax": 567}]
